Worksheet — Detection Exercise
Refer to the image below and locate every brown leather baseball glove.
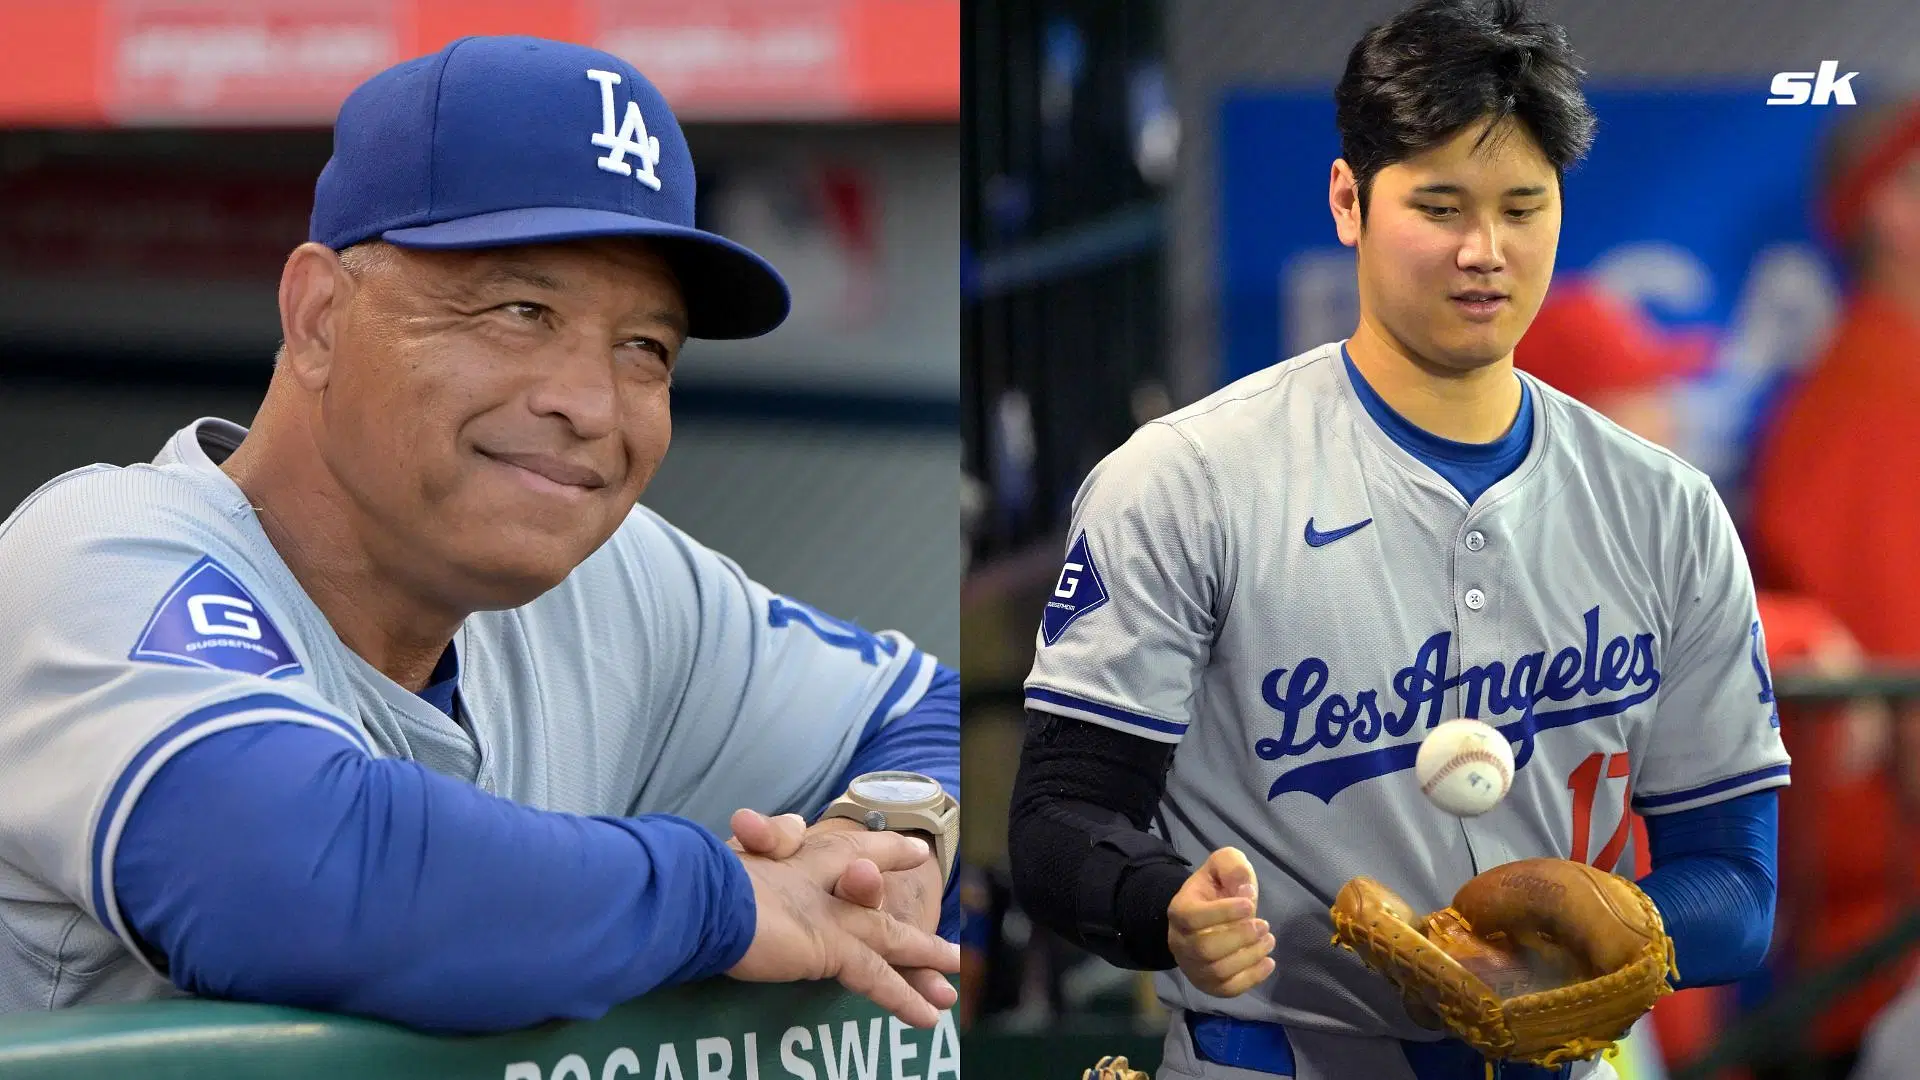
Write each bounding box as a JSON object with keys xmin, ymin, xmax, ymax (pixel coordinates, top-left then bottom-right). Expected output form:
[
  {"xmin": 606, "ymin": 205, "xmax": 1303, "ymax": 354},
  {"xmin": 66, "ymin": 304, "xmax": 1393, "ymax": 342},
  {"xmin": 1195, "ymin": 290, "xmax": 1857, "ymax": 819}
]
[
  {"xmin": 1081, "ymin": 1054, "xmax": 1149, "ymax": 1080},
  {"xmin": 1330, "ymin": 857, "xmax": 1678, "ymax": 1067}
]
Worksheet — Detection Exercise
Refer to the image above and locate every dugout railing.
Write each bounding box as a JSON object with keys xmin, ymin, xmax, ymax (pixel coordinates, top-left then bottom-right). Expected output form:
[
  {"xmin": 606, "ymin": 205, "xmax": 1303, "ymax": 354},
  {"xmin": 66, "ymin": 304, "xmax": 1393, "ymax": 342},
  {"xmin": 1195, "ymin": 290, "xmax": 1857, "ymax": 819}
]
[
  {"xmin": 1667, "ymin": 669, "xmax": 1920, "ymax": 1080},
  {"xmin": 0, "ymin": 979, "xmax": 961, "ymax": 1080}
]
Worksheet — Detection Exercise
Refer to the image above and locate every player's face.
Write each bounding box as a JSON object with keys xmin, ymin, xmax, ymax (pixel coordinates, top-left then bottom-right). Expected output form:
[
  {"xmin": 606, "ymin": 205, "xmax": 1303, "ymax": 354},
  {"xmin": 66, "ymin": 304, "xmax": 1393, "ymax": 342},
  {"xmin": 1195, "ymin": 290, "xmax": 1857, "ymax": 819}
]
[
  {"xmin": 1334, "ymin": 116, "xmax": 1562, "ymax": 372},
  {"xmin": 324, "ymin": 239, "xmax": 687, "ymax": 605}
]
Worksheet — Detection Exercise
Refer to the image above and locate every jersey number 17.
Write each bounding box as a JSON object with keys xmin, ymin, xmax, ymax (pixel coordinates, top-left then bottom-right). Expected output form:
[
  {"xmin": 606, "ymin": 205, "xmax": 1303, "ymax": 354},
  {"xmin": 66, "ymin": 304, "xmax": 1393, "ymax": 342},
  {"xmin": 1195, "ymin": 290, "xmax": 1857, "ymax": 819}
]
[{"xmin": 1566, "ymin": 751, "xmax": 1648, "ymax": 876}]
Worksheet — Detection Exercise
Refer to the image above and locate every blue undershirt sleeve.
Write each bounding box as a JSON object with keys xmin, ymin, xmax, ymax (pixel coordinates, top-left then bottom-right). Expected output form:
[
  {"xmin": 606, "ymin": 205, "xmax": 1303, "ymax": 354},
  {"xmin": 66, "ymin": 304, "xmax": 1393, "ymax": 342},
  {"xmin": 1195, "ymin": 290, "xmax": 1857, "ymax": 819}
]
[
  {"xmin": 1635, "ymin": 789, "xmax": 1779, "ymax": 989},
  {"xmin": 113, "ymin": 721, "xmax": 757, "ymax": 1033}
]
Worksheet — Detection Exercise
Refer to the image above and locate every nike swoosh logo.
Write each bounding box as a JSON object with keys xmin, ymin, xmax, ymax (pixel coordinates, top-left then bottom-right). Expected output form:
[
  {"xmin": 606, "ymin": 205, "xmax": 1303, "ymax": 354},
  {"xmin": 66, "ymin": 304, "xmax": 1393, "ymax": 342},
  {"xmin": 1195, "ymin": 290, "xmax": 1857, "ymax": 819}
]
[{"xmin": 1304, "ymin": 517, "xmax": 1374, "ymax": 548}]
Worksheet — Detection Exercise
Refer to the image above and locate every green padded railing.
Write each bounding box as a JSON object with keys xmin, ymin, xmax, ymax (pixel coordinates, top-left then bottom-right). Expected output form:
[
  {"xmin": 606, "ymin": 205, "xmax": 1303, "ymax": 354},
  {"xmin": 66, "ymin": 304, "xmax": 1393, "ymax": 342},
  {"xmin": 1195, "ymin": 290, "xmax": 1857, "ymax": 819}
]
[{"xmin": 0, "ymin": 981, "xmax": 961, "ymax": 1080}]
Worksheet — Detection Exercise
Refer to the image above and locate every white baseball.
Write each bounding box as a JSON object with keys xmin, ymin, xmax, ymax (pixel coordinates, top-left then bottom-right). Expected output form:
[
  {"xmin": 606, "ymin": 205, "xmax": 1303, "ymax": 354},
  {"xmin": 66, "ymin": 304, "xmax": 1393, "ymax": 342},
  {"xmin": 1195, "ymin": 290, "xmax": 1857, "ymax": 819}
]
[{"xmin": 1415, "ymin": 718, "xmax": 1515, "ymax": 817}]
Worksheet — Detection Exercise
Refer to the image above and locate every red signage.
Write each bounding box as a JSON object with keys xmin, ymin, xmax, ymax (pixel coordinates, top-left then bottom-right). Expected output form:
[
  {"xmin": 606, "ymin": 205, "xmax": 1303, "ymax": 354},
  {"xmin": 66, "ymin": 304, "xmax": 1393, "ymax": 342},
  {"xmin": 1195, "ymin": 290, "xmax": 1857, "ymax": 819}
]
[
  {"xmin": 103, "ymin": 0, "xmax": 400, "ymax": 124},
  {"xmin": 0, "ymin": 0, "xmax": 956, "ymax": 125},
  {"xmin": 594, "ymin": 0, "xmax": 850, "ymax": 120}
]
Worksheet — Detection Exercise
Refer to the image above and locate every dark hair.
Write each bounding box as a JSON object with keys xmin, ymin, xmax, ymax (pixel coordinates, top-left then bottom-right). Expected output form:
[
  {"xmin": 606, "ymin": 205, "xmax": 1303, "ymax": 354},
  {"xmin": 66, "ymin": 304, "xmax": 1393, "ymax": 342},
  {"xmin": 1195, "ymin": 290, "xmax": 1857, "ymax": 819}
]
[{"xmin": 1335, "ymin": 0, "xmax": 1596, "ymax": 218}]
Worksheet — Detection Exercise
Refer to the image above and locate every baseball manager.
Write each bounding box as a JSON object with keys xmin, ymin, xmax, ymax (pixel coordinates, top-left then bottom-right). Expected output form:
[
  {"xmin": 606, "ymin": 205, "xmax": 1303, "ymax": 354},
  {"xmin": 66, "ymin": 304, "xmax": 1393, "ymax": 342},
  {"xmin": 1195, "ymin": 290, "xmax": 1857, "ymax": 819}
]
[{"xmin": 0, "ymin": 36, "xmax": 959, "ymax": 1033}]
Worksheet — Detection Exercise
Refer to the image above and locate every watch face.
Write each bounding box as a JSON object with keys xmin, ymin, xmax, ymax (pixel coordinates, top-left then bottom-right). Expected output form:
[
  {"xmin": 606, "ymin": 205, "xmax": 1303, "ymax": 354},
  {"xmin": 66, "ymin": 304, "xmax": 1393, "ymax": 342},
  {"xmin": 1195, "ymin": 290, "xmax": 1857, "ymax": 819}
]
[{"xmin": 852, "ymin": 771, "xmax": 942, "ymax": 806}]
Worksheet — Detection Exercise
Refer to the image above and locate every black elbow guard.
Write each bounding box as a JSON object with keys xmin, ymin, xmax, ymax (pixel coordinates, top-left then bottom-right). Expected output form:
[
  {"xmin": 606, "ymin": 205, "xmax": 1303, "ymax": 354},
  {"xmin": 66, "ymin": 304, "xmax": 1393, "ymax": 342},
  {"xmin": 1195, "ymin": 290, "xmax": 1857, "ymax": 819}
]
[
  {"xmin": 1024, "ymin": 799, "xmax": 1189, "ymax": 970},
  {"xmin": 1074, "ymin": 811, "xmax": 1190, "ymax": 969},
  {"xmin": 1008, "ymin": 711, "xmax": 1190, "ymax": 969}
]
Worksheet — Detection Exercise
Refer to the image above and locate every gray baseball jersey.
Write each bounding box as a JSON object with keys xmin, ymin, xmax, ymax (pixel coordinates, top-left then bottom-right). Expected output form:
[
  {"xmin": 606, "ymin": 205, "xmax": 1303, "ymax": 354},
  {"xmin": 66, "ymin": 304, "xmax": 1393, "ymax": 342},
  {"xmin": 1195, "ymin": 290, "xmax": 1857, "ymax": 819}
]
[
  {"xmin": 1024, "ymin": 342, "xmax": 1789, "ymax": 1077},
  {"xmin": 0, "ymin": 417, "xmax": 937, "ymax": 1014}
]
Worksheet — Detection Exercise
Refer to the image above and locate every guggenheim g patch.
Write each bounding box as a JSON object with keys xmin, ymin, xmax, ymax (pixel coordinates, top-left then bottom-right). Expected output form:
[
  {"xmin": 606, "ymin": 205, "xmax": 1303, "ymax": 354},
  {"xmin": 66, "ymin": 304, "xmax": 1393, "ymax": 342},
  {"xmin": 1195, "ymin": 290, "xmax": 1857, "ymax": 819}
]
[
  {"xmin": 130, "ymin": 556, "xmax": 304, "ymax": 679},
  {"xmin": 1042, "ymin": 532, "xmax": 1109, "ymax": 645}
]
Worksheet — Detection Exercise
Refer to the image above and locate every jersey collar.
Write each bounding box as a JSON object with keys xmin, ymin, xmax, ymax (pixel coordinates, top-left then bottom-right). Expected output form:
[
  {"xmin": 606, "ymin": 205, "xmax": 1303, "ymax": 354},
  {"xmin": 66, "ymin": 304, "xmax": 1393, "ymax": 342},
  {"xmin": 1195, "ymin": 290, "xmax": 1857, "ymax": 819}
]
[{"xmin": 1327, "ymin": 340, "xmax": 1554, "ymax": 511}]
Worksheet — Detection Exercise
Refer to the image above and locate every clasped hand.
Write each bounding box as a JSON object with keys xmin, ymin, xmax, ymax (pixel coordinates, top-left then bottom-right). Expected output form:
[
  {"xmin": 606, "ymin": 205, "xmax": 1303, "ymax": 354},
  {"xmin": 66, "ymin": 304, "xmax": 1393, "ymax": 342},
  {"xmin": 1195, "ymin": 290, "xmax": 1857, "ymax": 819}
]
[{"xmin": 724, "ymin": 808, "xmax": 959, "ymax": 1028}]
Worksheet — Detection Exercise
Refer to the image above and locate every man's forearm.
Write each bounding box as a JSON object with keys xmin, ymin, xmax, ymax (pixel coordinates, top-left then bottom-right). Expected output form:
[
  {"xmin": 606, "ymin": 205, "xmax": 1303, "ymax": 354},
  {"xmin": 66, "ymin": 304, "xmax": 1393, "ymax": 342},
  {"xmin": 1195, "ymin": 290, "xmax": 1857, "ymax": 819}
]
[
  {"xmin": 1636, "ymin": 789, "xmax": 1779, "ymax": 988},
  {"xmin": 1007, "ymin": 711, "xmax": 1188, "ymax": 970},
  {"xmin": 116, "ymin": 722, "xmax": 757, "ymax": 1033}
]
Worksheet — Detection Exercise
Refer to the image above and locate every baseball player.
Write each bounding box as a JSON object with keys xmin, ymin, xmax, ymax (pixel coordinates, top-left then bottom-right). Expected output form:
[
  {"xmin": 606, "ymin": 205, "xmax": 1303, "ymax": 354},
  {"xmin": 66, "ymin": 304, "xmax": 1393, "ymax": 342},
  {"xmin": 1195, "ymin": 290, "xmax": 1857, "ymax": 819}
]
[
  {"xmin": 1009, "ymin": 2, "xmax": 1786, "ymax": 1078},
  {"xmin": 0, "ymin": 37, "xmax": 960, "ymax": 1032}
]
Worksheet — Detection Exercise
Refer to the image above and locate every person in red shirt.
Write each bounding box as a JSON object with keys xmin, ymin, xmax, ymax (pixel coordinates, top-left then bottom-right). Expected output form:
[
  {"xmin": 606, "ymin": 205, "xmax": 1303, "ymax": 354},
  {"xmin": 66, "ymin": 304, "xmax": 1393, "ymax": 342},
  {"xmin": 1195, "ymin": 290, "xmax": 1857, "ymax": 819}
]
[
  {"xmin": 1520, "ymin": 278, "xmax": 1904, "ymax": 1079},
  {"xmin": 1752, "ymin": 100, "xmax": 1920, "ymax": 668},
  {"xmin": 1744, "ymin": 97, "xmax": 1920, "ymax": 1078}
]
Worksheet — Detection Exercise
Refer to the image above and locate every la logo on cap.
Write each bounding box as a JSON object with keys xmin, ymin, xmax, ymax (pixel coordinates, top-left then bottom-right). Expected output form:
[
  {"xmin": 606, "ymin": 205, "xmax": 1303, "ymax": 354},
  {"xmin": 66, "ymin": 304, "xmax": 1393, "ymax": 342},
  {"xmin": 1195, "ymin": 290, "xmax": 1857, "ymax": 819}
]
[{"xmin": 586, "ymin": 68, "xmax": 663, "ymax": 190}]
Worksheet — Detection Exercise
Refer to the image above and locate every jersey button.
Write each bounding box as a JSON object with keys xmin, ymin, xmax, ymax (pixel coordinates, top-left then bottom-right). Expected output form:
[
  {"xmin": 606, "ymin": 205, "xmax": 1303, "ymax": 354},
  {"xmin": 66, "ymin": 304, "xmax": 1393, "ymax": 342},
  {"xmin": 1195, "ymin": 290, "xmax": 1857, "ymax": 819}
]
[
  {"xmin": 1464, "ymin": 588, "xmax": 1486, "ymax": 610},
  {"xmin": 1465, "ymin": 530, "xmax": 1486, "ymax": 552}
]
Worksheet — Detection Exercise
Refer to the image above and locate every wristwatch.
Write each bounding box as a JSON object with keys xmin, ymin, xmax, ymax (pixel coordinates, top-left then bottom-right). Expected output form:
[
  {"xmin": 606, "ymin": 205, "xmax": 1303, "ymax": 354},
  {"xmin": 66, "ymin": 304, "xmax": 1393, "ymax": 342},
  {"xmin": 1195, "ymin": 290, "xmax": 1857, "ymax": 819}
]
[{"xmin": 821, "ymin": 771, "xmax": 959, "ymax": 885}]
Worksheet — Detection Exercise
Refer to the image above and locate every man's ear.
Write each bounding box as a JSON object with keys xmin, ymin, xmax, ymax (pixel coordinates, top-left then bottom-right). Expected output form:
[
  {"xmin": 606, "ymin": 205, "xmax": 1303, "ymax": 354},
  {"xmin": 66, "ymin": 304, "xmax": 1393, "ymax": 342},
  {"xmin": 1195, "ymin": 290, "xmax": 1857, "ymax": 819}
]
[
  {"xmin": 1330, "ymin": 159, "xmax": 1364, "ymax": 249},
  {"xmin": 278, "ymin": 243, "xmax": 351, "ymax": 391}
]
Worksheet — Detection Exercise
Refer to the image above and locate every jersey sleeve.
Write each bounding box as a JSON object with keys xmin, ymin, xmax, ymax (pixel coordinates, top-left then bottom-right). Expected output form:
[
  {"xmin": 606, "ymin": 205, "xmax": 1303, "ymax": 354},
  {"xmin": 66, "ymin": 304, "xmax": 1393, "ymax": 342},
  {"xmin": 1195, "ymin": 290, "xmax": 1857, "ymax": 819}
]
[
  {"xmin": 1632, "ymin": 478, "xmax": 1792, "ymax": 815},
  {"xmin": 1022, "ymin": 420, "xmax": 1226, "ymax": 743},
  {"xmin": 609, "ymin": 508, "xmax": 939, "ymax": 828},
  {"xmin": 0, "ymin": 468, "xmax": 368, "ymax": 965}
]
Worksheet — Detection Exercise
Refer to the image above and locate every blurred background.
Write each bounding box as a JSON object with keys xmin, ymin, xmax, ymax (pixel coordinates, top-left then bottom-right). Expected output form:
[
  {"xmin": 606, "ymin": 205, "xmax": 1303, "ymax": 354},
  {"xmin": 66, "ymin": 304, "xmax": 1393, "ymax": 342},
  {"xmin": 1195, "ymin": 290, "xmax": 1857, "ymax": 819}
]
[
  {"xmin": 0, "ymin": 0, "xmax": 959, "ymax": 665},
  {"xmin": 960, "ymin": 1, "xmax": 1920, "ymax": 1077}
]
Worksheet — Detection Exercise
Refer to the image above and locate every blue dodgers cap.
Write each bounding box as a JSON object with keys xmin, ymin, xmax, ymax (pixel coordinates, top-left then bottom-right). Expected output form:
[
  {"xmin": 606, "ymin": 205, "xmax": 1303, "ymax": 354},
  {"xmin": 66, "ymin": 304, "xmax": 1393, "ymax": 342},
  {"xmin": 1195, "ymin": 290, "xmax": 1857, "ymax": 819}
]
[{"xmin": 309, "ymin": 36, "xmax": 789, "ymax": 340}]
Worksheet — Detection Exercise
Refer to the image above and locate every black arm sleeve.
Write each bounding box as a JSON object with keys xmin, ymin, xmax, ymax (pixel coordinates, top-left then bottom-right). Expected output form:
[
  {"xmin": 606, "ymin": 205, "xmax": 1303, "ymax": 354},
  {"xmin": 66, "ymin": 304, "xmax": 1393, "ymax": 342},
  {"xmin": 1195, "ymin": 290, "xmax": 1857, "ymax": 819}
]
[{"xmin": 1006, "ymin": 709, "xmax": 1191, "ymax": 970}]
